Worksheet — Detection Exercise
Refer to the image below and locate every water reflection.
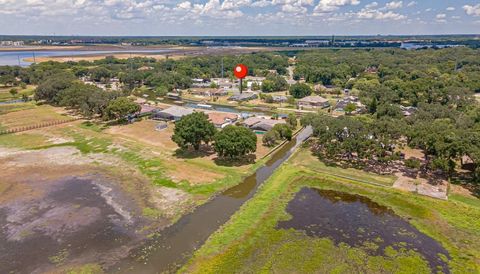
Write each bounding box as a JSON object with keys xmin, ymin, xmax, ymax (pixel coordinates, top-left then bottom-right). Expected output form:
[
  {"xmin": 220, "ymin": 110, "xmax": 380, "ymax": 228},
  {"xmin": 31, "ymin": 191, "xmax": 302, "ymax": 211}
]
[
  {"xmin": 277, "ymin": 187, "xmax": 451, "ymax": 273},
  {"xmin": 112, "ymin": 127, "xmax": 312, "ymax": 273}
]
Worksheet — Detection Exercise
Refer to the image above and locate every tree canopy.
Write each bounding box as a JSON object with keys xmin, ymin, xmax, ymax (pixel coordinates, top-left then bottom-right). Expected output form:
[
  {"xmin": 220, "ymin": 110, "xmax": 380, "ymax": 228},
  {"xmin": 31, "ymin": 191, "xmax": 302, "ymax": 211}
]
[
  {"xmin": 289, "ymin": 83, "xmax": 313, "ymax": 99},
  {"xmin": 172, "ymin": 112, "xmax": 217, "ymax": 150},
  {"xmin": 214, "ymin": 125, "xmax": 257, "ymax": 158},
  {"xmin": 104, "ymin": 97, "xmax": 141, "ymax": 120}
]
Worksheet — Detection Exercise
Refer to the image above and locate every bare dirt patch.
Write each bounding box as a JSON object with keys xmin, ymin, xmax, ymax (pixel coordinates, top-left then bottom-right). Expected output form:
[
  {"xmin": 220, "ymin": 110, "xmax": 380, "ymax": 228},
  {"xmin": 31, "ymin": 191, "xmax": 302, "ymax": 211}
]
[
  {"xmin": 393, "ymin": 172, "xmax": 448, "ymax": 200},
  {"xmin": 0, "ymin": 175, "xmax": 156, "ymax": 274},
  {"xmin": 107, "ymin": 119, "xmax": 177, "ymax": 151},
  {"xmin": 165, "ymin": 160, "xmax": 223, "ymax": 184},
  {"xmin": 401, "ymin": 146, "xmax": 425, "ymax": 160}
]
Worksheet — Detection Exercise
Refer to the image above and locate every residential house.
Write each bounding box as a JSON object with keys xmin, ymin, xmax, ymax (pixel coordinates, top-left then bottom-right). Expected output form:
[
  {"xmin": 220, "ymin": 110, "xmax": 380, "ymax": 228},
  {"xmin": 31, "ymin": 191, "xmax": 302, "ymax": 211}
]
[
  {"xmin": 245, "ymin": 76, "xmax": 265, "ymax": 90},
  {"xmin": 137, "ymin": 66, "xmax": 153, "ymax": 71},
  {"xmin": 365, "ymin": 66, "xmax": 379, "ymax": 74},
  {"xmin": 166, "ymin": 92, "xmax": 181, "ymax": 100},
  {"xmin": 335, "ymin": 96, "xmax": 366, "ymax": 114},
  {"xmin": 211, "ymin": 78, "xmax": 233, "ymax": 89},
  {"xmin": 400, "ymin": 106, "xmax": 417, "ymax": 117},
  {"xmin": 153, "ymin": 106, "xmax": 194, "ymax": 121},
  {"xmin": 207, "ymin": 112, "xmax": 239, "ymax": 128},
  {"xmin": 139, "ymin": 104, "xmax": 160, "ymax": 116},
  {"xmin": 242, "ymin": 117, "xmax": 286, "ymax": 132},
  {"xmin": 228, "ymin": 92, "xmax": 258, "ymax": 102},
  {"xmin": 297, "ymin": 96, "xmax": 330, "ymax": 109},
  {"xmin": 272, "ymin": 95, "xmax": 288, "ymax": 103},
  {"xmin": 189, "ymin": 88, "xmax": 228, "ymax": 97},
  {"xmin": 191, "ymin": 78, "xmax": 211, "ymax": 88}
]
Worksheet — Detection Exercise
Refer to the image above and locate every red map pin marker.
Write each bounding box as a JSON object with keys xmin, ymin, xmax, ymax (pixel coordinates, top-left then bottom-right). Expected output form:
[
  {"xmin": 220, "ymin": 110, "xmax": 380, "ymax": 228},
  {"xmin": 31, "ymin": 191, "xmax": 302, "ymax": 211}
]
[{"xmin": 234, "ymin": 64, "xmax": 248, "ymax": 79}]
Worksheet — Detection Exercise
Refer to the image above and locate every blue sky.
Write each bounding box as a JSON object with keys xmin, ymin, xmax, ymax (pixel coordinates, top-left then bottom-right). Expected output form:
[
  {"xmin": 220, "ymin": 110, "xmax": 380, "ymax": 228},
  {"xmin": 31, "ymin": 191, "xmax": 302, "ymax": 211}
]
[{"xmin": 0, "ymin": 0, "xmax": 479, "ymax": 36}]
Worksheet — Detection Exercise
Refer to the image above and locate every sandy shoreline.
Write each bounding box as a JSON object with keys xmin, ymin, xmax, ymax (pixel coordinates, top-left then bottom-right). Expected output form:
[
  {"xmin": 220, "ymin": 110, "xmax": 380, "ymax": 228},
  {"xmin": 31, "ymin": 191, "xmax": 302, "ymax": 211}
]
[
  {"xmin": 0, "ymin": 44, "xmax": 185, "ymax": 52},
  {"xmin": 20, "ymin": 46, "xmax": 282, "ymax": 63}
]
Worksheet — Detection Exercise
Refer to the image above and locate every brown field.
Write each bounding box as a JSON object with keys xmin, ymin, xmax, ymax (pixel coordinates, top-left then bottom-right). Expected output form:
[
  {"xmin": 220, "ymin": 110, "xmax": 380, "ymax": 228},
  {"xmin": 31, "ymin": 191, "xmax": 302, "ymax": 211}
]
[
  {"xmin": 0, "ymin": 104, "xmax": 70, "ymax": 130},
  {"xmin": 106, "ymin": 120, "xmax": 178, "ymax": 151},
  {"xmin": 0, "ymin": 45, "xmax": 83, "ymax": 51},
  {"xmin": 21, "ymin": 46, "xmax": 288, "ymax": 63},
  {"xmin": 24, "ymin": 53, "xmax": 180, "ymax": 63}
]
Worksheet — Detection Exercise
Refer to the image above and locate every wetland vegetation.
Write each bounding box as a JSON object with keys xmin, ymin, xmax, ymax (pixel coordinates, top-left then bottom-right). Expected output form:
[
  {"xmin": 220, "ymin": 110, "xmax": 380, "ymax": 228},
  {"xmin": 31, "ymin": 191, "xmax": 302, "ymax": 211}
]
[{"xmin": 183, "ymin": 148, "xmax": 480, "ymax": 273}]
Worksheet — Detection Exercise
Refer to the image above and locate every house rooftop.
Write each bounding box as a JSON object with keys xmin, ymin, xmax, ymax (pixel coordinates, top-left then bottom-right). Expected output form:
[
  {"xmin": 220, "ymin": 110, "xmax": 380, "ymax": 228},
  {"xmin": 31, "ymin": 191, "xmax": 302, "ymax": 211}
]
[
  {"xmin": 207, "ymin": 112, "xmax": 238, "ymax": 127},
  {"xmin": 298, "ymin": 96, "xmax": 329, "ymax": 103},
  {"xmin": 159, "ymin": 106, "xmax": 194, "ymax": 117},
  {"xmin": 243, "ymin": 117, "xmax": 286, "ymax": 131}
]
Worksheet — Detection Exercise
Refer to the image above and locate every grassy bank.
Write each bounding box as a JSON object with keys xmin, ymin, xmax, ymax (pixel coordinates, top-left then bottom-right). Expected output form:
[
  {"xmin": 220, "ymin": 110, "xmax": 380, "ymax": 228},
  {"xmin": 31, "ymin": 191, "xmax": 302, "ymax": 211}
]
[{"xmin": 182, "ymin": 148, "xmax": 480, "ymax": 273}]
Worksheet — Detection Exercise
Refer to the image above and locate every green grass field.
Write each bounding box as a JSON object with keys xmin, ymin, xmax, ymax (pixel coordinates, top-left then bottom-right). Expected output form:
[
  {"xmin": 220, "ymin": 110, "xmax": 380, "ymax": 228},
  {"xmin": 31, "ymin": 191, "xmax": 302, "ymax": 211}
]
[
  {"xmin": 182, "ymin": 148, "xmax": 480, "ymax": 273},
  {"xmin": 0, "ymin": 86, "xmax": 35, "ymax": 102}
]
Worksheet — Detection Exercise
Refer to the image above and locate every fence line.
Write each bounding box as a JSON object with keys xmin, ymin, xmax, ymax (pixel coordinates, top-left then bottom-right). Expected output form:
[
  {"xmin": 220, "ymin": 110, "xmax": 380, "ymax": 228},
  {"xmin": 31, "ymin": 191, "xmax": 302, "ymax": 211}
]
[{"xmin": 0, "ymin": 118, "xmax": 81, "ymax": 135}]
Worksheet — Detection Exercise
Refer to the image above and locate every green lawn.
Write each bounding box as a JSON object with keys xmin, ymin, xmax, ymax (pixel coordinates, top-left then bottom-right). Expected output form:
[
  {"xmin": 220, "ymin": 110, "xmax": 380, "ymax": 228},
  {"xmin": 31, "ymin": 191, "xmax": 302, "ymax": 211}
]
[
  {"xmin": 0, "ymin": 86, "xmax": 35, "ymax": 102},
  {"xmin": 182, "ymin": 148, "xmax": 480, "ymax": 274},
  {"xmin": 292, "ymin": 147, "xmax": 397, "ymax": 186}
]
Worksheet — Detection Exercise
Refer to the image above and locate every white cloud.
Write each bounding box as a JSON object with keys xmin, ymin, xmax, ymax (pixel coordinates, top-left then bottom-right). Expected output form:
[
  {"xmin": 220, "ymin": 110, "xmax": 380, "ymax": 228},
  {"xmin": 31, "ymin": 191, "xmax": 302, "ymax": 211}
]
[
  {"xmin": 436, "ymin": 13, "xmax": 446, "ymax": 23},
  {"xmin": 282, "ymin": 3, "xmax": 307, "ymax": 13},
  {"xmin": 314, "ymin": 0, "xmax": 360, "ymax": 13},
  {"xmin": 356, "ymin": 8, "xmax": 405, "ymax": 20},
  {"xmin": 406, "ymin": 1, "xmax": 416, "ymax": 7},
  {"xmin": 385, "ymin": 1, "xmax": 402, "ymax": 10},
  {"xmin": 251, "ymin": 0, "xmax": 271, "ymax": 7},
  {"xmin": 446, "ymin": 7, "xmax": 455, "ymax": 11},
  {"xmin": 221, "ymin": 0, "xmax": 251, "ymax": 10},
  {"xmin": 176, "ymin": 1, "xmax": 192, "ymax": 10},
  {"xmin": 365, "ymin": 2, "xmax": 378, "ymax": 9},
  {"xmin": 463, "ymin": 4, "xmax": 480, "ymax": 17}
]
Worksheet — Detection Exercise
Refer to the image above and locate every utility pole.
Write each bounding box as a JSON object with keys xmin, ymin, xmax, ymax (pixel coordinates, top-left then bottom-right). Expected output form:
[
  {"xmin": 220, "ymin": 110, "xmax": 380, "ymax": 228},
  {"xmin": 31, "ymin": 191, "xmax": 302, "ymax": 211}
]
[
  {"xmin": 17, "ymin": 55, "xmax": 21, "ymax": 66},
  {"xmin": 221, "ymin": 58, "xmax": 224, "ymax": 78},
  {"xmin": 32, "ymin": 52, "xmax": 36, "ymax": 63}
]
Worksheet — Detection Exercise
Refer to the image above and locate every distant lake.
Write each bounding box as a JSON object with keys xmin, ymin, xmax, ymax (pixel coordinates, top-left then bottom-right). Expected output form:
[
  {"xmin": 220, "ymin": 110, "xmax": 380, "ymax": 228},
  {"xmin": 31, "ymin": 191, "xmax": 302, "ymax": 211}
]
[{"xmin": 0, "ymin": 49, "xmax": 173, "ymax": 66}]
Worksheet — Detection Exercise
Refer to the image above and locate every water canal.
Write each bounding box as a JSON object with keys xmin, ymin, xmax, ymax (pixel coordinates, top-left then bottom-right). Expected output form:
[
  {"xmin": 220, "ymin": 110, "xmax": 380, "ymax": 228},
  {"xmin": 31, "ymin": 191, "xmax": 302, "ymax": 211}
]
[{"xmin": 111, "ymin": 126, "xmax": 313, "ymax": 273}]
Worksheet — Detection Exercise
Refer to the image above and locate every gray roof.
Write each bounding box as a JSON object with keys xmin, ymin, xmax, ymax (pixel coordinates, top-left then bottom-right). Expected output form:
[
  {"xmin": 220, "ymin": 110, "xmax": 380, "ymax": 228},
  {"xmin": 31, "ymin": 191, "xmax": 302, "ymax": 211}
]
[
  {"xmin": 228, "ymin": 92, "xmax": 258, "ymax": 101},
  {"xmin": 243, "ymin": 117, "xmax": 286, "ymax": 131},
  {"xmin": 158, "ymin": 106, "xmax": 194, "ymax": 118},
  {"xmin": 298, "ymin": 96, "xmax": 329, "ymax": 104}
]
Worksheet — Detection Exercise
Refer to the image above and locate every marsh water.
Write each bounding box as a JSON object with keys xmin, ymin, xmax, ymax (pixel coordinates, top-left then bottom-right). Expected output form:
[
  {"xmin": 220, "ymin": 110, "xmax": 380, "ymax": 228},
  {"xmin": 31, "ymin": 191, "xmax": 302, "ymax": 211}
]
[
  {"xmin": 0, "ymin": 177, "xmax": 140, "ymax": 273},
  {"xmin": 278, "ymin": 187, "xmax": 451, "ymax": 273},
  {"xmin": 111, "ymin": 126, "xmax": 313, "ymax": 273}
]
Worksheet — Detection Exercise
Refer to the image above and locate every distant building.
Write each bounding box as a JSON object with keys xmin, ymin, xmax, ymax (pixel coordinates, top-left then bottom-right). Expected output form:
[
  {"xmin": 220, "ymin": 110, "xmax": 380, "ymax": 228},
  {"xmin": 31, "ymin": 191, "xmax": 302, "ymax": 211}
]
[
  {"xmin": 139, "ymin": 104, "xmax": 160, "ymax": 116},
  {"xmin": 271, "ymin": 95, "xmax": 288, "ymax": 103},
  {"xmin": 304, "ymin": 40, "xmax": 331, "ymax": 47},
  {"xmin": 245, "ymin": 76, "xmax": 265, "ymax": 89},
  {"xmin": 166, "ymin": 92, "xmax": 181, "ymax": 100},
  {"xmin": 228, "ymin": 92, "xmax": 258, "ymax": 102},
  {"xmin": 400, "ymin": 106, "xmax": 417, "ymax": 117},
  {"xmin": 189, "ymin": 88, "xmax": 228, "ymax": 97},
  {"xmin": 153, "ymin": 106, "xmax": 194, "ymax": 121},
  {"xmin": 297, "ymin": 96, "xmax": 330, "ymax": 109},
  {"xmin": 0, "ymin": 41, "xmax": 24, "ymax": 47},
  {"xmin": 137, "ymin": 66, "xmax": 153, "ymax": 71},
  {"xmin": 191, "ymin": 78, "xmax": 211, "ymax": 88},
  {"xmin": 211, "ymin": 78, "xmax": 233, "ymax": 89},
  {"xmin": 365, "ymin": 66, "xmax": 379, "ymax": 74}
]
